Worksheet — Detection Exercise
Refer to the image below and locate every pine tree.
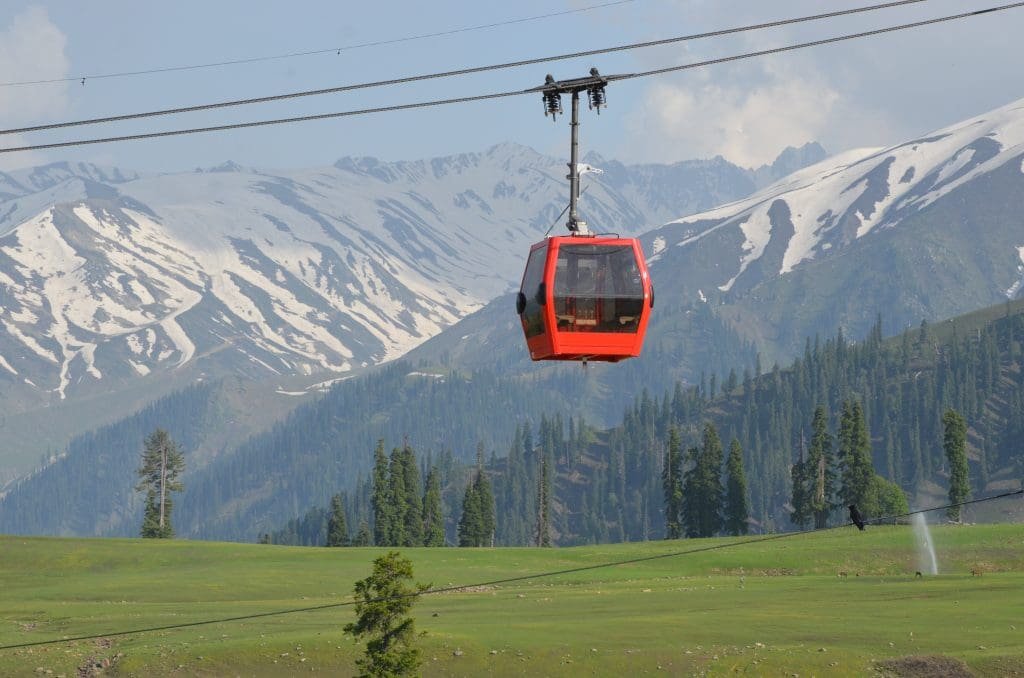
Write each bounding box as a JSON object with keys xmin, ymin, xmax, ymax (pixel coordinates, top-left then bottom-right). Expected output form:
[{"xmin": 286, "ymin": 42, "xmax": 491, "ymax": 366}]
[
  {"xmin": 682, "ymin": 445, "xmax": 702, "ymax": 537},
  {"xmin": 724, "ymin": 439, "xmax": 750, "ymax": 536},
  {"xmin": 839, "ymin": 400, "xmax": 876, "ymax": 516},
  {"xmin": 662, "ymin": 426, "xmax": 684, "ymax": 539},
  {"xmin": 943, "ymin": 408, "xmax": 970, "ymax": 521},
  {"xmin": 344, "ymin": 551, "xmax": 428, "ymax": 677},
  {"xmin": 422, "ymin": 467, "xmax": 445, "ymax": 546},
  {"xmin": 353, "ymin": 520, "xmax": 372, "ymax": 547},
  {"xmin": 683, "ymin": 423, "xmax": 724, "ymax": 538},
  {"xmin": 790, "ymin": 460, "xmax": 810, "ymax": 528},
  {"xmin": 387, "ymin": 446, "xmax": 409, "ymax": 546},
  {"xmin": 371, "ymin": 440, "xmax": 392, "ymax": 547},
  {"xmin": 327, "ymin": 493, "xmax": 349, "ymax": 547},
  {"xmin": 807, "ymin": 405, "xmax": 836, "ymax": 528},
  {"xmin": 398, "ymin": 443, "xmax": 423, "ymax": 547},
  {"xmin": 536, "ymin": 453, "xmax": 552, "ymax": 547},
  {"xmin": 135, "ymin": 428, "xmax": 185, "ymax": 539},
  {"xmin": 790, "ymin": 432, "xmax": 812, "ymax": 529},
  {"xmin": 473, "ymin": 466, "xmax": 496, "ymax": 547},
  {"xmin": 457, "ymin": 481, "xmax": 481, "ymax": 546}
]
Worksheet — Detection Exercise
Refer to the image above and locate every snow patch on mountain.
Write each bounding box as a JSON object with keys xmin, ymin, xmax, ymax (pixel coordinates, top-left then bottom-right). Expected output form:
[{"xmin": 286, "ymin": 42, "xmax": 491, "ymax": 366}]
[
  {"xmin": 719, "ymin": 210, "xmax": 772, "ymax": 292},
  {"xmin": 0, "ymin": 143, "xmax": 835, "ymax": 399},
  {"xmin": 1008, "ymin": 246, "xmax": 1024, "ymax": 298},
  {"xmin": 669, "ymin": 97, "xmax": 1024, "ymax": 290}
]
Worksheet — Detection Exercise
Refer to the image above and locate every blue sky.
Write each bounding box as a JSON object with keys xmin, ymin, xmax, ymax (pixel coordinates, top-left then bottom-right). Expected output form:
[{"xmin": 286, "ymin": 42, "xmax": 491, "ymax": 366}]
[{"xmin": 1, "ymin": 1, "xmax": 1021, "ymax": 173}]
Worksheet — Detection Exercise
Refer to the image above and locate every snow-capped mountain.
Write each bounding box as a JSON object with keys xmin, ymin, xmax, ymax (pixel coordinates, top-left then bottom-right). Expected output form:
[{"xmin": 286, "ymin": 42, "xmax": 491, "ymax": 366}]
[
  {"xmin": 1, "ymin": 143, "xmax": 814, "ymax": 408},
  {"xmin": 637, "ymin": 96, "xmax": 1024, "ymax": 358},
  {"xmin": 1, "ymin": 147, "xmax": 563, "ymax": 400},
  {"xmin": 407, "ymin": 96, "xmax": 1024, "ymax": 387},
  {"xmin": 651, "ymin": 97, "xmax": 1024, "ymax": 295}
]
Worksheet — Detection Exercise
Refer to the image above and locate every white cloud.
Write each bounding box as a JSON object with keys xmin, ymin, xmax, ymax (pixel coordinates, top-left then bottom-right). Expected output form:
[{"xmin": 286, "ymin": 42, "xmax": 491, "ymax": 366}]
[
  {"xmin": 611, "ymin": 1, "xmax": 1024, "ymax": 167},
  {"xmin": 0, "ymin": 6, "xmax": 69, "ymax": 170},
  {"xmin": 622, "ymin": 64, "xmax": 841, "ymax": 167}
]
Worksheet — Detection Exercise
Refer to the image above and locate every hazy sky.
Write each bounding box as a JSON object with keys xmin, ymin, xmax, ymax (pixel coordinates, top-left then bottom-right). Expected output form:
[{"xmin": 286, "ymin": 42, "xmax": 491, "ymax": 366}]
[{"xmin": 1, "ymin": 1, "xmax": 1021, "ymax": 172}]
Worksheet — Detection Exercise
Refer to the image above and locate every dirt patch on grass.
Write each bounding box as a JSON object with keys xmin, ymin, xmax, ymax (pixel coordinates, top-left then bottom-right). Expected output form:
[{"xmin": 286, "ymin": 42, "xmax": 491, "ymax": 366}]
[
  {"xmin": 972, "ymin": 655, "xmax": 1024, "ymax": 676},
  {"xmin": 440, "ymin": 585, "xmax": 495, "ymax": 594},
  {"xmin": 875, "ymin": 654, "xmax": 974, "ymax": 677}
]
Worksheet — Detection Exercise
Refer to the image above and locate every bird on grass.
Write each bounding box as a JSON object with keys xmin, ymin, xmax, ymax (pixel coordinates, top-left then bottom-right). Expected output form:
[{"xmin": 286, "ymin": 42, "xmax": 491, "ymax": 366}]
[{"xmin": 848, "ymin": 504, "xmax": 866, "ymax": 531}]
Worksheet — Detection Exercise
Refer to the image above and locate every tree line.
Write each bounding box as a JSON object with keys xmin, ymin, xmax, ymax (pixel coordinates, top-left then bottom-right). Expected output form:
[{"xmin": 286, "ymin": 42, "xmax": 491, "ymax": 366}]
[
  {"xmin": 264, "ymin": 439, "xmax": 496, "ymax": 548},
  {"xmin": 265, "ymin": 310, "xmax": 1022, "ymax": 546}
]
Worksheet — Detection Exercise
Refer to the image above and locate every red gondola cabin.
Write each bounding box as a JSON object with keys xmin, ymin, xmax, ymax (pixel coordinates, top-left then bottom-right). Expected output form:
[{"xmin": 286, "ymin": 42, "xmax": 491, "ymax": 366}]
[{"xmin": 516, "ymin": 235, "xmax": 653, "ymax": 362}]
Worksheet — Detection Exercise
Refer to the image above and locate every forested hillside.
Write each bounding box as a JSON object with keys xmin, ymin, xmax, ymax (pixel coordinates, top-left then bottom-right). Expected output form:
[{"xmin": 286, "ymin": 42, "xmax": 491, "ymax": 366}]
[
  {"xmin": 0, "ymin": 363, "xmax": 573, "ymax": 539},
  {"xmin": 6, "ymin": 300, "xmax": 1022, "ymax": 543},
  {"xmin": 269, "ymin": 300, "xmax": 1024, "ymax": 546},
  {"xmin": 0, "ymin": 383, "xmax": 215, "ymax": 536}
]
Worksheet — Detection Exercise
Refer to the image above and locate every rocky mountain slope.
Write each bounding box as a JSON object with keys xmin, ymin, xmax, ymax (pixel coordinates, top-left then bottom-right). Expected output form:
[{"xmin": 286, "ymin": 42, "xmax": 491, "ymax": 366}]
[
  {"xmin": 417, "ymin": 97, "xmax": 1024, "ymax": 381},
  {"xmin": 0, "ymin": 145, "xmax": 812, "ymax": 483}
]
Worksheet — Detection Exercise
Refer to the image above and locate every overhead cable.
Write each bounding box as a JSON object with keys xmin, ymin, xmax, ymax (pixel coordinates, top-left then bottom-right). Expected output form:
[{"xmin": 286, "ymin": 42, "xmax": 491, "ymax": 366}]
[
  {"xmin": 0, "ymin": 487, "xmax": 1019, "ymax": 651},
  {"xmin": 0, "ymin": 0, "xmax": 639, "ymax": 88},
  {"xmin": 0, "ymin": 0, "xmax": 930, "ymax": 137},
  {"xmin": 1, "ymin": 2, "xmax": 1021, "ymax": 155}
]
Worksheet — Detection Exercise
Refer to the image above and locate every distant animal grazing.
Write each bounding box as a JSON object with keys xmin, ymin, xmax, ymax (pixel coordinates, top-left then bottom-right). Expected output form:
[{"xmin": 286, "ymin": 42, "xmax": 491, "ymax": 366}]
[
  {"xmin": 971, "ymin": 568, "xmax": 983, "ymax": 577},
  {"xmin": 838, "ymin": 571, "xmax": 848, "ymax": 578},
  {"xmin": 914, "ymin": 571, "xmax": 923, "ymax": 579}
]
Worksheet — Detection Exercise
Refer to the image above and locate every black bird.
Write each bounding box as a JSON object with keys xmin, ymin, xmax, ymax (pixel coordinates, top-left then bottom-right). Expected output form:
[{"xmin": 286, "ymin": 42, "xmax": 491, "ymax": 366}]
[{"xmin": 848, "ymin": 504, "xmax": 866, "ymax": 531}]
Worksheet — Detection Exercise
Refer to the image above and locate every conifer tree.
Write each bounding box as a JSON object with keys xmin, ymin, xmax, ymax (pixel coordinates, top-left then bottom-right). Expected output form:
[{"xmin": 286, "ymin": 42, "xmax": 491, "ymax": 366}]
[
  {"xmin": 135, "ymin": 428, "xmax": 185, "ymax": 539},
  {"xmin": 421, "ymin": 467, "xmax": 445, "ymax": 546},
  {"xmin": 327, "ymin": 493, "xmax": 349, "ymax": 547},
  {"xmin": 536, "ymin": 453, "xmax": 552, "ymax": 546},
  {"xmin": 457, "ymin": 481, "xmax": 481, "ymax": 546},
  {"xmin": 353, "ymin": 520, "xmax": 372, "ymax": 547},
  {"xmin": 839, "ymin": 400, "xmax": 876, "ymax": 516},
  {"xmin": 943, "ymin": 408, "xmax": 970, "ymax": 521},
  {"xmin": 371, "ymin": 440, "xmax": 392, "ymax": 546},
  {"xmin": 682, "ymin": 445, "xmax": 702, "ymax": 537},
  {"xmin": 398, "ymin": 444, "xmax": 423, "ymax": 547},
  {"xmin": 387, "ymin": 446, "xmax": 409, "ymax": 546},
  {"xmin": 724, "ymin": 438, "xmax": 750, "ymax": 536},
  {"xmin": 807, "ymin": 405, "xmax": 836, "ymax": 528},
  {"xmin": 682, "ymin": 423, "xmax": 724, "ymax": 537},
  {"xmin": 473, "ymin": 465, "xmax": 496, "ymax": 547},
  {"xmin": 790, "ymin": 433, "xmax": 812, "ymax": 529},
  {"xmin": 344, "ymin": 551, "xmax": 428, "ymax": 677},
  {"xmin": 662, "ymin": 426, "xmax": 684, "ymax": 539}
]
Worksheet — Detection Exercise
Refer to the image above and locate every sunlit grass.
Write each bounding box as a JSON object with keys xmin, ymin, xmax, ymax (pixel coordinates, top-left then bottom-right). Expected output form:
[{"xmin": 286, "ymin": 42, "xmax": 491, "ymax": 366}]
[{"xmin": 1, "ymin": 524, "xmax": 1022, "ymax": 676}]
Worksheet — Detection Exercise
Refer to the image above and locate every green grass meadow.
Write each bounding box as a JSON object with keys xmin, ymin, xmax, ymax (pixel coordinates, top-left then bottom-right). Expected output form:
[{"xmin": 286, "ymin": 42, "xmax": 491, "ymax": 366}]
[{"xmin": 2, "ymin": 524, "xmax": 1022, "ymax": 676}]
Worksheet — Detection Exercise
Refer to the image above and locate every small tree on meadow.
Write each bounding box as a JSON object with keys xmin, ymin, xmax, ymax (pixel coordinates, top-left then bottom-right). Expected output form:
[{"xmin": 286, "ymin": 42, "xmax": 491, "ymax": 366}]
[
  {"xmin": 371, "ymin": 440, "xmax": 392, "ymax": 547},
  {"xmin": 344, "ymin": 551, "xmax": 428, "ymax": 678},
  {"xmin": 839, "ymin": 400, "xmax": 876, "ymax": 516},
  {"xmin": 457, "ymin": 480, "xmax": 481, "ymax": 546},
  {"xmin": 353, "ymin": 520, "xmax": 372, "ymax": 547},
  {"xmin": 943, "ymin": 408, "xmax": 970, "ymax": 521},
  {"xmin": 682, "ymin": 423, "xmax": 725, "ymax": 538},
  {"xmin": 790, "ymin": 439, "xmax": 812, "ymax": 530},
  {"xmin": 807, "ymin": 406, "xmax": 836, "ymax": 529},
  {"xmin": 136, "ymin": 428, "xmax": 185, "ymax": 539},
  {"xmin": 327, "ymin": 493, "xmax": 349, "ymax": 547},
  {"xmin": 421, "ymin": 467, "xmax": 445, "ymax": 547},
  {"xmin": 724, "ymin": 439, "xmax": 750, "ymax": 536},
  {"xmin": 870, "ymin": 475, "xmax": 909, "ymax": 518},
  {"xmin": 662, "ymin": 426, "xmax": 684, "ymax": 539}
]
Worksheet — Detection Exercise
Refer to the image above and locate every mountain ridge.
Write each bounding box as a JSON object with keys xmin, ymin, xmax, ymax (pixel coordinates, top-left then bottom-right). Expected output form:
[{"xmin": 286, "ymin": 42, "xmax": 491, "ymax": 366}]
[{"xmin": 0, "ymin": 142, "xmax": 803, "ymax": 480}]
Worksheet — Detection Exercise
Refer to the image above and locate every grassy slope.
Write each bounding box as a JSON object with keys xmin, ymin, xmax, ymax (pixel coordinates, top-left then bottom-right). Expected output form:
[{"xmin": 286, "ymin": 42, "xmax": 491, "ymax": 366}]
[{"xmin": 1, "ymin": 524, "xmax": 1022, "ymax": 676}]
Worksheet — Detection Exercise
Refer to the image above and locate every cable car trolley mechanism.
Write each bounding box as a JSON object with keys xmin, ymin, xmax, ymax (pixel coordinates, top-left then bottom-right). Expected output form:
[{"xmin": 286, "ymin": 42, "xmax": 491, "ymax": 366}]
[{"xmin": 516, "ymin": 69, "xmax": 653, "ymax": 363}]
